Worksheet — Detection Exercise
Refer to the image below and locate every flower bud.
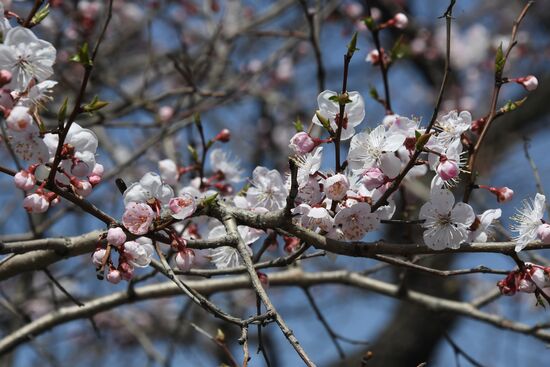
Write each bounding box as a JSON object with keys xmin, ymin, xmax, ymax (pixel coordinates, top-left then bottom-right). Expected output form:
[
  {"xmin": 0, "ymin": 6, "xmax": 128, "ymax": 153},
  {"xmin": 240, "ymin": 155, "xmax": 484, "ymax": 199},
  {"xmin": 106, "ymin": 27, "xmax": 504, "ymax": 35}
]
[
  {"xmin": 283, "ymin": 236, "xmax": 300, "ymax": 253},
  {"xmin": 73, "ymin": 179, "xmax": 92, "ymax": 197},
  {"xmin": 119, "ymin": 262, "xmax": 134, "ymax": 280},
  {"xmin": 490, "ymin": 186, "xmax": 514, "ymax": 203},
  {"xmin": 23, "ymin": 193, "xmax": 49, "ymax": 213},
  {"xmin": 213, "ymin": 128, "xmax": 231, "ymax": 143},
  {"xmin": 437, "ymin": 158, "xmax": 459, "ymax": 181},
  {"xmin": 14, "ymin": 170, "xmax": 35, "ymax": 191},
  {"xmin": 365, "ymin": 49, "xmax": 380, "ymax": 65},
  {"xmin": 175, "ymin": 249, "xmax": 195, "ymax": 272},
  {"xmin": 324, "ymin": 173, "xmax": 349, "ymax": 201},
  {"xmin": 362, "ymin": 167, "xmax": 385, "ymax": 190},
  {"xmin": 537, "ymin": 223, "xmax": 550, "ymax": 244},
  {"xmin": 92, "ymin": 248, "xmax": 106, "ymax": 266},
  {"xmin": 257, "ymin": 271, "xmax": 269, "ymax": 288},
  {"xmin": 158, "ymin": 106, "xmax": 174, "ymax": 122},
  {"xmin": 289, "ymin": 132, "xmax": 316, "ymax": 155},
  {"xmin": 515, "ymin": 75, "xmax": 538, "ymax": 91},
  {"xmin": 107, "ymin": 227, "xmax": 127, "ymax": 247},
  {"xmin": 106, "ymin": 269, "xmax": 122, "ymax": 284},
  {"xmin": 91, "ymin": 163, "xmax": 104, "ymax": 177},
  {"xmin": 392, "ymin": 13, "xmax": 408, "ymax": 29},
  {"xmin": 71, "ymin": 160, "xmax": 90, "ymax": 177}
]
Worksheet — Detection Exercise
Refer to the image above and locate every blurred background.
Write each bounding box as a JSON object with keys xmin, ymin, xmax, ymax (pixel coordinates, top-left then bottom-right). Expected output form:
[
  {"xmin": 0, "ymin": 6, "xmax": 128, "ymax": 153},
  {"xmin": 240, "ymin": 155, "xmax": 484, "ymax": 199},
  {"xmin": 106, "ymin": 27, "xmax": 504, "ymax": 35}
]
[{"xmin": 1, "ymin": 0, "xmax": 550, "ymax": 366}]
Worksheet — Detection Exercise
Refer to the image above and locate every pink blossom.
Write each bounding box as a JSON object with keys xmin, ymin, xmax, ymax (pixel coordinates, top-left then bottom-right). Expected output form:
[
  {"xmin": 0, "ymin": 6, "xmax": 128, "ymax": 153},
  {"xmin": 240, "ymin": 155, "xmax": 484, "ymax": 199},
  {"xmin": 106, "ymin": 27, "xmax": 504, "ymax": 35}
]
[
  {"xmin": 106, "ymin": 269, "xmax": 122, "ymax": 284},
  {"xmin": 92, "ymin": 248, "xmax": 106, "ymax": 266},
  {"xmin": 119, "ymin": 262, "xmax": 134, "ymax": 280},
  {"xmin": 175, "ymin": 249, "xmax": 195, "ymax": 272},
  {"xmin": 169, "ymin": 194, "xmax": 196, "ymax": 220},
  {"xmin": 537, "ymin": 224, "xmax": 550, "ymax": 244},
  {"xmin": 0, "ymin": 69, "xmax": 11, "ymax": 86},
  {"xmin": 362, "ymin": 167, "xmax": 385, "ymax": 190},
  {"xmin": 289, "ymin": 132, "xmax": 316, "ymax": 155},
  {"xmin": 13, "ymin": 170, "xmax": 35, "ymax": 191},
  {"xmin": 107, "ymin": 227, "xmax": 127, "ymax": 247},
  {"xmin": 122, "ymin": 202, "xmax": 155, "ymax": 235},
  {"xmin": 23, "ymin": 193, "xmax": 49, "ymax": 213}
]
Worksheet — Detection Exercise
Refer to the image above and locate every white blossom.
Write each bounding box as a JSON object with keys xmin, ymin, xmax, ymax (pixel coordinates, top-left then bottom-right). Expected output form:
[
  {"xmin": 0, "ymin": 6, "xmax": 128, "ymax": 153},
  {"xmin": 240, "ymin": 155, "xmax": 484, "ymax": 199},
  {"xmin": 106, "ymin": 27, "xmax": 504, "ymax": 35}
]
[
  {"xmin": 511, "ymin": 193, "xmax": 546, "ymax": 252},
  {"xmin": 419, "ymin": 188, "xmax": 475, "ymax": 250},
  {"xmin": 312, "ymin": 90, "xmax": 365, "ymax": 140},
  {"xmin": 210, "ymin": 148, "xmax": 244, "ymax": 183},
  {"xmin": 468, "ymin": 208, "xmax": 501, "ymax": 243},
  {"xmin": 348, "ymin": 125, "xmax": 405, "ymax": 171},
  {"xmin": 246, "ymin": 166, "xmax": 288, "ymax": 210},
  {"xmin": 123, "ymin": 172, "xmax": 174, "ymax": 207},
  {"xmin": 0, "ymin": 27, "xmax": 56, "ymax": 91}
]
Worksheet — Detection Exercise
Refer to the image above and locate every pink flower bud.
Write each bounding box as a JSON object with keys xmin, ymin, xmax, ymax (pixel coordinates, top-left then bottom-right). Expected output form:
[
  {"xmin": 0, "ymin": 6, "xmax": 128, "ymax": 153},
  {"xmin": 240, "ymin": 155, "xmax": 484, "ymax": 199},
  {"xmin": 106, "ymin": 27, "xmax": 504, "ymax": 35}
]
[
  {"xmin": 106, "ymin": 269, "xmax": 122, "ymax": 284},
  {"xmin": 213, "ymin": 128, "xmax": 231, "ymax": 143},
  {"xmin": 324, "ymin": 173, "xmax": 349, "ymax": 201},
  {"xmin": 14, "ymin": 170, "xmax": 35, "ymax": 191},
  {"xmin": 490, "ymin": 187, "xmax": 514, "ymax": 203},
  {"xmin": 362, "ymin": 167, "xmax": 385, "ymax": 190},
  {"xmin": 158, "ymin": 106, "xmax": 174, "ymax": 122},
  {"xmin": 175, "ymin": 249, "xmax": 195, "ymax": 272},
  {"xmin": 437, "ymin": 158, "xmax": 459, "ymax": 181},
  {"xmin": 92, "ymin": 248, "xmax": 106, "ymax": 266},
  {"xmin": 283, "ymin": 236, "xmax": 300, "ymax": 253},
  {"xmin": 0, "ymin": 70, "xmax": 12, "ymax": 87},
  {"xmin": 289, "ymin": 132, "xmax": 316, "ymax": 155},
  {"xmin": 169, "ymin": 194, "xmax": 196, "ymax": 220},
  {"xmin": 73, "ymin": 179, "xmax": 92, "ymax": 197},
  {"xmin": 119, "ymin": 262, "xmax": 134, "ymax": 280},
  {"xmin": 23, "ymin": 193, "xmax": 49, "ymax": 213},
  {"xmin": 6, "ymin": 106, "xmax": 32, "ymax": 131},
  {"xmin": 518, "ymin": 278, "xmax": 536, "ymax": 293},
  {"xmin": 515, "ymin": 75, "xmax": 538, "ymax": 91},
  {"xmin": 365, "ymin": 49, "xmax": 380, "ymax": 65},
  {"xmin": 107, "ymin": 227, "xmax": 127, "ymax": 247},
  {"xmin": 392, "ymin": 13, "xmax": 408, "ymax": 29},
  {"xmin": 88, "ymin": 175, "xmax": 101, "ymax": 186},
  {"xmin": 537, "ymin": 224, "xmax": 550, "ymax": 244},
  {"xmin": 0, "ymin": 89, "xmax": 14, "ymax": 115}
]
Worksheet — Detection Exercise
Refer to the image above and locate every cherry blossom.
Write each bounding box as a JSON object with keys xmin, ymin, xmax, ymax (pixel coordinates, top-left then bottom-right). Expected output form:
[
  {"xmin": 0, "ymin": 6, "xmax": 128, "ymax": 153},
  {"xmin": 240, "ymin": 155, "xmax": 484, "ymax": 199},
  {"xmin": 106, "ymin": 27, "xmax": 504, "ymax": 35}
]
[
  {"xmin": 6, "ymin": 106, "xmax": 32, "ymax": 131},
  {"xmin": 13, "ymin": 170, "xmax": 35, "ymax": 191},
  {"xmin": 0, "ymin": 27, "xmax": 56, "ymax": 91},
  {"xmin": 289, "ymin": 132, "xmax": 316, "ymax": 155},
  {"xmin": 246, "ymin": 166, "xmax": 288, "ymax": 210},
  {"xmin": 92, "ymin": 248, "xmax": 106, "ymax": 266},
  {"xmin": 123, "ymin": 172, "xmax": 174, "ymax": 207},
  {"xmin": 537, "ymin": 224, "xmax": 550, "ymax": 244},
  {"xmin": 511, "ymin": 193, "xmax": 546, "ymax": 252},
  {"xmin": 324, "ymin": 173, "xmax": 349, "ymax": 201},
  {"xmin": 348, "ymin": 125, "xmax": 406, "ymax": 171},
  {"xmin": 169, "ymin": 194, "xmax": 196, "ymax": 220},
  {"xmin": 312, "ymin": 90, "xmax": 365, "ymax": 140},
  {"xmin": 295, "ymin": 147, "xmax": 323, "ymax": 186},
  {"xmin": 210, "ymin": 148, "xmax": 243, "ymax": 183},
  {"xmin": 468, "ymin": 208, "xmax": 501, "ymax": 242},
  {"xmin": 123, "ymin": 238, "xmax": 154, "ymax": 267},
  {"xmin": 433, "ymin": 110, "xmax": 472, "ymax": 146},
  {"xmin": 107, "ymin": 227, "xmax": 127, "ymax": 247},
  {"xmin": 208, "ymin": 225, "xmax": 260, "ymax": 269},
  {"xmin": 106, "ymin": 269, "xmax": 122, "ymax": 284},
  {"xmin": 333, "ymin": 202, "xmax": 379, "ymax": 241},
  {"xmin": 419, "ymin": 188, "xmax": 475, "ymax": 250},
  {"xmin": 122, "ymin": 202, "xmax": 155, "ymax": 235}
]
